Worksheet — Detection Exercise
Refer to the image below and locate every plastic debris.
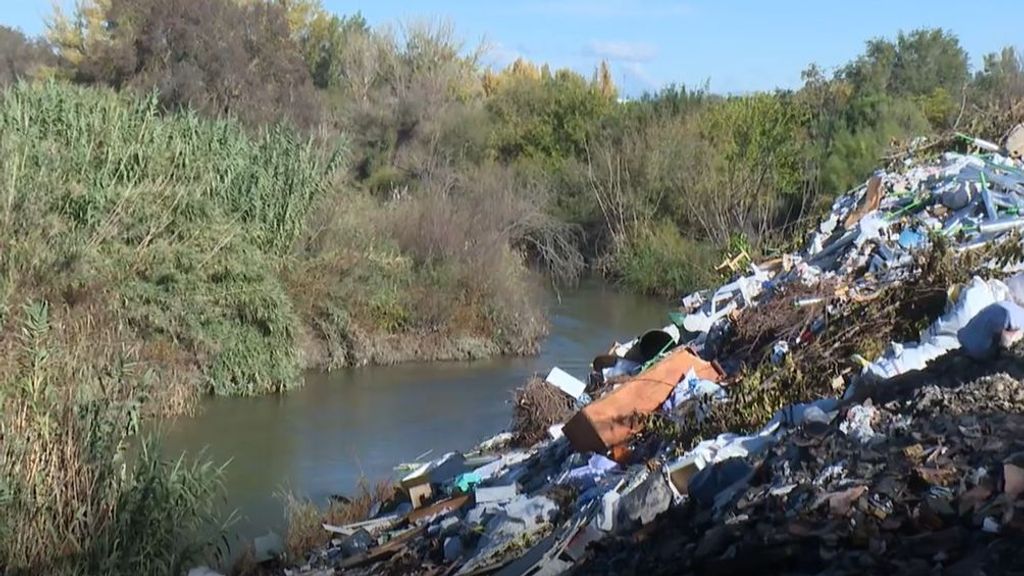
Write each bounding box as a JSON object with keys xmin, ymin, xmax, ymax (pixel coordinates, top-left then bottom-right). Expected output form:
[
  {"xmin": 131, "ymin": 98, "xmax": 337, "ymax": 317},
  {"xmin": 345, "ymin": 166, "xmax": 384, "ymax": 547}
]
[
  {"xmin": 545, "ymin": 366, "xmax": 587, "ymax": 400},
  {"xmin": 839, "ymin": 403, "xmax": 878, "ymax": 443}
]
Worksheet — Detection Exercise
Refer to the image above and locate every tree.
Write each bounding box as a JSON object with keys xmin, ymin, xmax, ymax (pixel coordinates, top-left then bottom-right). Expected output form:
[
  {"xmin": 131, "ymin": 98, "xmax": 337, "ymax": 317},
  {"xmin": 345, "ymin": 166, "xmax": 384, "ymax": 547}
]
[
  {"xmin": 0, "ymin": 26, "xmax": 55, "ymax": 87},
  {"xmin": 280, "ymin": 0, "xmax": 370, "ymax": 91},
  {"xmin": 48, "ymin": 0, "xmax": 322, "ymax": 129},
  {"xmin": 593, "ymin": 60, "xmax": 617, "ymax": 100},
  {"xmin": 486, "ymin": 64, "xmax": 614, "ymax": 161},
  {"xmin": 841, "ymin": 28, "xmax": 968, "ymax": 128},
  {"xmin": 967, "ymin": 47, "xmax": 1024, "ymax": 137}
]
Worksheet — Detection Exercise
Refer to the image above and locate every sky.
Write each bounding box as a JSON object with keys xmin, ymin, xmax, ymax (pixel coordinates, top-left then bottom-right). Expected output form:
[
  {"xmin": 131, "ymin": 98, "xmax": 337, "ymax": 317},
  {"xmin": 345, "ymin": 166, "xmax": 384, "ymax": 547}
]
[{"xmin": 4, "ymin": 0, "xmax": 1021, "ymax": 96}]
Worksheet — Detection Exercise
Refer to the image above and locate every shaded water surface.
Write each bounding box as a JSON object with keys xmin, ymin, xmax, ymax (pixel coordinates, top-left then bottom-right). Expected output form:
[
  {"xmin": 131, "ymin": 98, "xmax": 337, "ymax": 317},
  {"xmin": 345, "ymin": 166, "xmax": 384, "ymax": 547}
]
[{"xmin": 156, "ymin": 283, "xmax": 668, "ymax": 544}]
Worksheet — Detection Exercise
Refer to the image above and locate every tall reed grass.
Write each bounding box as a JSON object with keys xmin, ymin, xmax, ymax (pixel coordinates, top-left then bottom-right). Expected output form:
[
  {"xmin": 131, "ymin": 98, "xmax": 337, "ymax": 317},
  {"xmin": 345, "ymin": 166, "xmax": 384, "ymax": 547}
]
[
  {"xmin": 0, "ymin": 81, "xmax": 339, "ymax": 397},
  {"xmin": 0, "ymin": 301, "xmax": 229, "ymax": 575},
  {"xmin": 0, "ymin": 82, "xmax": 338, "ymax": 574}
]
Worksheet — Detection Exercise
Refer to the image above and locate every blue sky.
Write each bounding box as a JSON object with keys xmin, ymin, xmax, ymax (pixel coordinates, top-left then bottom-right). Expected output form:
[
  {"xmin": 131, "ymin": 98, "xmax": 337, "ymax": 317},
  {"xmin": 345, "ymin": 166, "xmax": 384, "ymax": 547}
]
[{"xmin": 4, "ymin": 1, "xmax": 1021, "ymax": 96}]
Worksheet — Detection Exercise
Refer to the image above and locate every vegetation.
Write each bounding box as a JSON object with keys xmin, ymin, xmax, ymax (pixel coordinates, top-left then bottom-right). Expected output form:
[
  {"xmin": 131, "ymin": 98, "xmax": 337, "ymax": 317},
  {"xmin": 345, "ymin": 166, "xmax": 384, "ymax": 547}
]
[
  {"xmin": 281, "ymin": 479, "xmax": 394, "ymax": 563},
  {"xmin": 0, "ymin": 0, "xmax": 1021, "ymax": 573},
  {"xmin": 0, "ymin": 300, "xmax": 229, "ymax": 574},
  {"xmin": 34, "ymin": 0, "xmax": 1024, "ymax": 299}
]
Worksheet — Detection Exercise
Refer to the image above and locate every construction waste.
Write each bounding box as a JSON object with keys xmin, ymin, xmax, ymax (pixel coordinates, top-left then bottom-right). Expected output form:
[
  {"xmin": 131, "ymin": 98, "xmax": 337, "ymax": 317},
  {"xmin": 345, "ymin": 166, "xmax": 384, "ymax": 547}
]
[{"xmin": 279, "ymin": 129, "xmax": 1024, "ymax": 576}]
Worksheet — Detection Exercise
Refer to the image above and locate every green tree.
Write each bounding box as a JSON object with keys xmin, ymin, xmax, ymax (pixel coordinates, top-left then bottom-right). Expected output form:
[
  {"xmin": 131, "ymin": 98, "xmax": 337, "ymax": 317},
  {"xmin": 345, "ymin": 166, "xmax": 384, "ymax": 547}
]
[
  {"xmin": 967, "ymin": 47, "xmax": 1024, "ymax": 137},
  {"xmin": 486, "ymin": 63, "xmax": 614, "ymax": 161}
]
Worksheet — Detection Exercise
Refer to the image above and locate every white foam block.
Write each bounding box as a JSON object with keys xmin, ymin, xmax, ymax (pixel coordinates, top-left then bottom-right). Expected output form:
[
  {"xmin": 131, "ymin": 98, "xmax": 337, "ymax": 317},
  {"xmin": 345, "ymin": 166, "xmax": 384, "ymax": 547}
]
[{"xmin": 545, "ymin": 366, "xmax": 586, "ymax": 399}]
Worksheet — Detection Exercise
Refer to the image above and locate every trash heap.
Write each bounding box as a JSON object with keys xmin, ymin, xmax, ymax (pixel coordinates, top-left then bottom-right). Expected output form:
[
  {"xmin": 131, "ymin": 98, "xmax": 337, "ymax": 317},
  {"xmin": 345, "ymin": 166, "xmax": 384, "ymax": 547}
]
[
  {"xmin": 282, "ymin": 129, "xmax": 1024, "ymax": 576},
  {"xmin": 578, "ymin": 351, "xmax": 1024, "ymax": 575}
]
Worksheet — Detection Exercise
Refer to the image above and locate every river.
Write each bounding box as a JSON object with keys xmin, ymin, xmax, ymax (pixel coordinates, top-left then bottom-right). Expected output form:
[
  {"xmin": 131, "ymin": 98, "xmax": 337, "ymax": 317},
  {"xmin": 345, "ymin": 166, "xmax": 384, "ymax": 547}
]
[{"xmin": 154, "ymin": 282, "xmax": 669, "ymax": 549}]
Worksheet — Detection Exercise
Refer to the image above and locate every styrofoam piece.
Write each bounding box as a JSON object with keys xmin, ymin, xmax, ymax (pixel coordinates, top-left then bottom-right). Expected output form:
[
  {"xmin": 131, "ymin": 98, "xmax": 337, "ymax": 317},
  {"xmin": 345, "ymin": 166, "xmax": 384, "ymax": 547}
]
[{"xmin": 545, "ymin": 367, "xmax": 586, "ymax": 400}]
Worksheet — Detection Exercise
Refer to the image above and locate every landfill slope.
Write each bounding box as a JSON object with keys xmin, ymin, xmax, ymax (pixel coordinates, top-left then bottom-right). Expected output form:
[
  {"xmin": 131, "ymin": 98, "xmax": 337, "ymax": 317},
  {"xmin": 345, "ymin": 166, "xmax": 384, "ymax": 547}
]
[{"xmin": 578, "ymin": 350, "xmax": 1024, "ymax": 575}]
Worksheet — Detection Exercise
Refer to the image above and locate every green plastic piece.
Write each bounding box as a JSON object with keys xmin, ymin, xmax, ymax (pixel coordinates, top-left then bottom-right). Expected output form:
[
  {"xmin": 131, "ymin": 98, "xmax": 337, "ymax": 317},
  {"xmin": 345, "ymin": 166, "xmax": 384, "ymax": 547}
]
[{"xmin": 668, "ymin": 311, "xmax": 685, "ymax": 326}]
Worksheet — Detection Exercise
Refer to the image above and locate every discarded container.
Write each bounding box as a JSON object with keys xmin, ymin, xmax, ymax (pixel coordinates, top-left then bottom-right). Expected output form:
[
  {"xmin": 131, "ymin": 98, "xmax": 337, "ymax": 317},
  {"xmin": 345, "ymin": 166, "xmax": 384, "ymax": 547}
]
[
  {"xmin": 978, "ymin": 216, "xmax": 1024, "ymax": 235},
  {"xmin": 403, "ymin": 475, "xmax": 432, "ymax": 509},
  {"xmin": 958, "ymin": 132, "xmax": 1002, "ymax": 153},
  {"xmin": 623, "ymin": 329, "xmax": 679, "ymax": 364}
]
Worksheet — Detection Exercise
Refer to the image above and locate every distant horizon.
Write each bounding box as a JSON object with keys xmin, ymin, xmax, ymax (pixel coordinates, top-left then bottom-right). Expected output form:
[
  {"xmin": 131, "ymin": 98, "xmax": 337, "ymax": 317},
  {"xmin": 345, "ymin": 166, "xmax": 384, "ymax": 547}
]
[{"xmin": 3, "ymin": 0, "xmax": 1021, "ymax": 97}]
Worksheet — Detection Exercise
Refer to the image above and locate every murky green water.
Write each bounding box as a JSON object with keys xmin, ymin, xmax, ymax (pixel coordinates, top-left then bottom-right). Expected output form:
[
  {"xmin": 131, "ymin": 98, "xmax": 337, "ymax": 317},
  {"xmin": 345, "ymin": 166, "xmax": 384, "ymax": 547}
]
[{"xmin": 154, "ymin": 282, "xmax": 669, "ymax": 549}]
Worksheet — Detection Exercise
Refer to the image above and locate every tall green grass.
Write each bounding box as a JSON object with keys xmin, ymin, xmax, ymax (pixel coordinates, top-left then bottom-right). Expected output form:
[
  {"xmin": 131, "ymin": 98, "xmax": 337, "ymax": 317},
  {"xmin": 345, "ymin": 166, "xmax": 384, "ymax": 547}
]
[
  {"xmin": 0, "ymin": 81, "xmax": 344, "ymax": 573},
  {"xmin": 0, "ymin": 81, "xmax": 340, "ymax": 396}
]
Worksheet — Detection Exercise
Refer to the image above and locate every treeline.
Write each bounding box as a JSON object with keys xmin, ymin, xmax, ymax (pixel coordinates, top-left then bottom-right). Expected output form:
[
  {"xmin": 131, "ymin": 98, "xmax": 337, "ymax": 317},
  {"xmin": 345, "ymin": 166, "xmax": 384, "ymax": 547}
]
[{"xmin": 6, "ymin": 2, "xmax": 1022, "ymax": 299}]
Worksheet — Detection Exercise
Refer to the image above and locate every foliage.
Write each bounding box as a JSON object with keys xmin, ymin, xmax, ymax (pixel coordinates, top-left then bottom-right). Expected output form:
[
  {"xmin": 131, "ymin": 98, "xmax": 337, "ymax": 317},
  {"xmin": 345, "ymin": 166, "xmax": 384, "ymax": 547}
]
[
  {"xmin": 609, "ymin": 221, "xmax": 719, "ymax": 298},
  {"xmin": 0, "ymin": 81, "xmax": 338, "ymax": 395},
  {"xmin": 48, "ymin": 0, "xmax": 322, "ymax": 128},
  {"xmin": 965, "ymin": 47, "xmax": 1024, "ymax": 137},
  {"xmin": 0, "ymin": 25, "xmax": 55, "ymax": 86},
  {"xmin": 0, "ymin": 301, "xmax": 228, "ymax": 575},
  {"xmin": 486, "ymin": 63, "xmax": 615, "ymax": 161}
]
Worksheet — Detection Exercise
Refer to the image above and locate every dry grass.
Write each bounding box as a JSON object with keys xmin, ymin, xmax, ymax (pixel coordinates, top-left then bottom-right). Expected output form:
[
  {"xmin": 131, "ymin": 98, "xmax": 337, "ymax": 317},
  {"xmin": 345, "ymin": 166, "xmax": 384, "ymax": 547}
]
[
  {"xmin": 511, "ymin": 376, "xmax": 577, "ymax": 446},
  {"xmin": 0, "ymin": 300, "xmax": 226, "ymax": 574},
  {"xmin": 281, "ymin": 478, "xmax": 396, "ymax": 563},
  {"xmin": 282, "ymin": 493, "xmax": 327, "ymax": 563}
]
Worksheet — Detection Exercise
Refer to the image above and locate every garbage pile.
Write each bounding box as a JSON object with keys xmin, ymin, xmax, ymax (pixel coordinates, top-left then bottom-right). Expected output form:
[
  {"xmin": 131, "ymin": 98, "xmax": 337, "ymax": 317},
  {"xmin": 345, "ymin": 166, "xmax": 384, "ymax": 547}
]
[
  {"xmin": 578, "ymin": 352, "xmax": 1024, "ymax": 575},
  {"xmin": 280, "ymin": 128, "xmax": 1024, "ymax": 576}
]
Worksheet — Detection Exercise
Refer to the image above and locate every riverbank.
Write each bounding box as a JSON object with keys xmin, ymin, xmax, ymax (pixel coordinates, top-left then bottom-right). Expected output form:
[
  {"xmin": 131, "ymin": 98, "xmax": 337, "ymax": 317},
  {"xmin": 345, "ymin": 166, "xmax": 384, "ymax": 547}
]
[
  {"xmin": 156, "ymin": 283, "xmax": 668, "ymax": 552},
  {"xmin": 0, "ymin": 82, "xmax": 560, "ymax": 575}
]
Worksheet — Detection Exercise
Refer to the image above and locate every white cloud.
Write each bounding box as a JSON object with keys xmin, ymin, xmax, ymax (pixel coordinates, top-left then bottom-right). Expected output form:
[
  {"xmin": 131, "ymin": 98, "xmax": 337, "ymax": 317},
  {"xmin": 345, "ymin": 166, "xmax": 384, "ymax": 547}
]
[
  {"xmin": 485, "ymin": 41, "xmax": 524, "ymax": 68},
  {"xmin": 621, "ymin": 62, "xmax": 659, "ymax": 89},
  {"xmin": 585, "ymin": 40, "xmax": 658, "ymax": 63},
  {"xmin": 518, "ymin": 0, "xmax": 691, "ymax": 19}
]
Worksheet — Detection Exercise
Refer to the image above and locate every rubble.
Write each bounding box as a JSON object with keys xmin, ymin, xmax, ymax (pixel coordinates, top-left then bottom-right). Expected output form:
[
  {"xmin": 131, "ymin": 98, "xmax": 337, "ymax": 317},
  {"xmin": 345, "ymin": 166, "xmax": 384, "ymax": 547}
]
[
  {"xmin": 577, "ymin": 356, "xmax": 1024, "ymax": 575},
  {"xmin": 275, "ymin": 134, "xmax": 1024, "ymax": 576}
]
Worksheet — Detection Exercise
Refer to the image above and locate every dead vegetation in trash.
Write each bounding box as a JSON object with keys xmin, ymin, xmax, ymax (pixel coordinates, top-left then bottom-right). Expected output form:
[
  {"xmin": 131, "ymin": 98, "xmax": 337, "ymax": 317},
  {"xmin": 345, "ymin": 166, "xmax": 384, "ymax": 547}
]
[
  {"xmin": 680, "ymin": 240, "xmax": 1016, "ymax": 447},
  {"xmin": 280, "ymin": 478, "xmax": 395, "ymax": 563},
  {"xmin": 512, "ymin": 375, "xmax": 577, "ymax": 446},
  {"xmin": 728, "ymin": 280, "xmax": 837, "ymax": 363}
]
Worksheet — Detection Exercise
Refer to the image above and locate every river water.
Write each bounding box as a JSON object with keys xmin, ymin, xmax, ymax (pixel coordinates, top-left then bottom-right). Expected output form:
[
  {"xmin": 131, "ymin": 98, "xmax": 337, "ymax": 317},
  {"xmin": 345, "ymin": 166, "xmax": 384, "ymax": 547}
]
[{"xmin": 155, "ymin": 282, "xmax": 668, "ymax": 547}]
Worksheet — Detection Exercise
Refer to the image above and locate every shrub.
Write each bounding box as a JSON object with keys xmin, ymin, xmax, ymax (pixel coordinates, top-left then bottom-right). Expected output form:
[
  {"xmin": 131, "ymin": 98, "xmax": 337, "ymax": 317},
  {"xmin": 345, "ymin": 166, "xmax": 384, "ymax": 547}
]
[{"xmin": 610, "ymin": 221, "xmax": 719, "ymax": 298}]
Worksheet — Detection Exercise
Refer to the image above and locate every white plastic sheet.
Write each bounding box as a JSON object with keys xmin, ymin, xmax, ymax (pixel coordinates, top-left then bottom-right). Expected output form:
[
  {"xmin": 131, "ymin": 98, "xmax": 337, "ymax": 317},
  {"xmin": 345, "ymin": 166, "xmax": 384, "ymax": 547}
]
[{"xmin": 864, "ymin": 276, "xmax": 1010, "ymax": 379}]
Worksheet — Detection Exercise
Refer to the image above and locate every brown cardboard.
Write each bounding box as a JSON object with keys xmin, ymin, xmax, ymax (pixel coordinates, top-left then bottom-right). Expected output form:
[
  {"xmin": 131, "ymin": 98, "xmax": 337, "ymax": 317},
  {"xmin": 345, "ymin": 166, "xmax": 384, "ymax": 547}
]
[{"xmin": 564, "ymin": 347, "xmax": 723, "ymax": 454}]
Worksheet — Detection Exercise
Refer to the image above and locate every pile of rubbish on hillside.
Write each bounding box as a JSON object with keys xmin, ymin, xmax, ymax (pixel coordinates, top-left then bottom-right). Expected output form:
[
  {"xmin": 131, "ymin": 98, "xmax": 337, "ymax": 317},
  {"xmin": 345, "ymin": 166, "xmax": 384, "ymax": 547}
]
[
  {"xmin": 274, "ymin": 128, "xmax": 1024, "ymax": 576},
  {"xmin": 579, "ymin": 353, "xmax": 1024, "ymax": 575}
]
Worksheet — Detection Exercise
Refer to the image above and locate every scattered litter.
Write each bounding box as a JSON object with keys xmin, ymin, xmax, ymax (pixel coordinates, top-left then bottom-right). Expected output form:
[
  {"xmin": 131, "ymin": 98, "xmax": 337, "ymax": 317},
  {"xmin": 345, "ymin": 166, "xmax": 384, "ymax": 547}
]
[
  {"xmin": 839, "ymin": 404, "xmax": 878, "ymax": 443},
  {"xmin": 546, "ymin": 366, "xmax": 587, "ymax": 400}
]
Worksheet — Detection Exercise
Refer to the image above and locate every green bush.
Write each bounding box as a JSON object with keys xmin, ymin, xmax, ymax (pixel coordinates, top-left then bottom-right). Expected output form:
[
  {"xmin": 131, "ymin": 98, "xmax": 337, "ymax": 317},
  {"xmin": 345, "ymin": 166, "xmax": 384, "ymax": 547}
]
[
  {"xmin": 0, "ymin": 81, "xmax": 339, "ymax": 396},
  {"xmin": 610, "ymin": 221, "xmax": 719, "ymax": 298}
]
